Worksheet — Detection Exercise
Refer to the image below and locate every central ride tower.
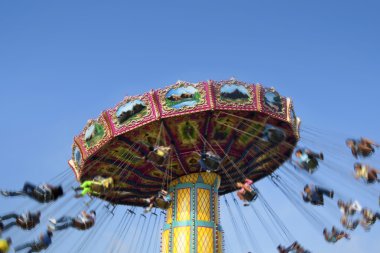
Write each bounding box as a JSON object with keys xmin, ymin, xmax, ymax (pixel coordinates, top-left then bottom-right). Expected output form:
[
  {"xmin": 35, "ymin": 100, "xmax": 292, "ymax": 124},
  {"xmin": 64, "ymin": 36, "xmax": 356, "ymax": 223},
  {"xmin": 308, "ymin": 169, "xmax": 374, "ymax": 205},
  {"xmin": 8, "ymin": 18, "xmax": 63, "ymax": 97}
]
[{"xmin": 162, "ymin": 172, "xmax": 223, "ymax": 253}]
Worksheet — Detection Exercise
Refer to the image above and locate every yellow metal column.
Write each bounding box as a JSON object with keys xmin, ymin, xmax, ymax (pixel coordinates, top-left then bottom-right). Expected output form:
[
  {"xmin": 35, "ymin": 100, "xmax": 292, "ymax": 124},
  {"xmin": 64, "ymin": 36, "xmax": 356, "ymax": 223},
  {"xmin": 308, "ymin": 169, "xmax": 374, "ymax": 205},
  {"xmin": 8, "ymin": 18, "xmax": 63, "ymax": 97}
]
[{"xmin": 161, "ymin": 172, "xmax": 223, "ymax": 253}]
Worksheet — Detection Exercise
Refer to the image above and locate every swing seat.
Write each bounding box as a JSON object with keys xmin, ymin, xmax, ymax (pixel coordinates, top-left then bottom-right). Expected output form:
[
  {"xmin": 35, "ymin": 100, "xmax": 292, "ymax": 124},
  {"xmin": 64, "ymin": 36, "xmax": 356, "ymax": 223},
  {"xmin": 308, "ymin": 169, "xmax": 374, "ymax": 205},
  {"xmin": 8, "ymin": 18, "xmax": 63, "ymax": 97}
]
[
  {"xmin": 31, "ymin": 244, "xmax": 47, "ymax": 252},
  {"xmin": 73, "ymin": 219, "xmax": 93, "ymax": 230},
  {"xmin": 92, "ymin": 177, "xmax": 114, "ymax": 192},
  {"xmin": 204, "ymin": 158, "xmax": 220, "ymax": 171},
  {"xmin": 311, "ymin": 199, "xmax": 324, "ymax": 206},
  {"xmin": 306, "ymin": 159, "xmax": 318, "ymax": 170},
  {"xmin": 358, "ymin": 148, "xmax": 375, "ymax": 158},
  {"xmin": 18, "ymin": 219, "xmax": 37, "ymax": 230},
  {"xmin": 155, "ymin": 198, "xmax": 171, "ymax": 210},
  {"xmin": 147, "ymin": 152, "xmax": 167, "ymax": 166},
  {"xmin": 243, "ymin": 190, "xmax": 258, "ymax": 202}
]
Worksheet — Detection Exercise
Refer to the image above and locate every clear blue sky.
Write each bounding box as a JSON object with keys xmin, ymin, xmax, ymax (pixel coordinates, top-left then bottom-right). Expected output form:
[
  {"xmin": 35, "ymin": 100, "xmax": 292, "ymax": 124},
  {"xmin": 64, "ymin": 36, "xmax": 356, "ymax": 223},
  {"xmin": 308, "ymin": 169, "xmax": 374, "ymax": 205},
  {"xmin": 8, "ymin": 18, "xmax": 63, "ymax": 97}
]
[{"xmin": 1, "ymin": 1, "xmax": 380, "ymax": 252}]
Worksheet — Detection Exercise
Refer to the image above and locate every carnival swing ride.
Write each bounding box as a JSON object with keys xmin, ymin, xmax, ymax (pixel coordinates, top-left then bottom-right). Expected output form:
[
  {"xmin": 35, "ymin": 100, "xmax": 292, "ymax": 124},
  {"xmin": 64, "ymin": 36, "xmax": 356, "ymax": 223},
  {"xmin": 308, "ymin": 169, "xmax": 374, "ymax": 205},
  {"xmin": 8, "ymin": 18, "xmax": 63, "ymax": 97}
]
[{"xmin": 1, "ymin": 79, "xmax": 380, "ymax": 253}]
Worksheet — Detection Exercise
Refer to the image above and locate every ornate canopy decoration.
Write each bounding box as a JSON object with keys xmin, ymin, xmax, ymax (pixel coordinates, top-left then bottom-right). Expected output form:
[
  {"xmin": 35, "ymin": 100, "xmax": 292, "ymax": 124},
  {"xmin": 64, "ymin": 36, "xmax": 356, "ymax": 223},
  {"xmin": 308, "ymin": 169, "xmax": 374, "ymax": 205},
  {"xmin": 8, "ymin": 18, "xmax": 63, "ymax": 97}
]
[{"xmin": 69, "ymin": 79, "xmax": 300, "ymax": 206}]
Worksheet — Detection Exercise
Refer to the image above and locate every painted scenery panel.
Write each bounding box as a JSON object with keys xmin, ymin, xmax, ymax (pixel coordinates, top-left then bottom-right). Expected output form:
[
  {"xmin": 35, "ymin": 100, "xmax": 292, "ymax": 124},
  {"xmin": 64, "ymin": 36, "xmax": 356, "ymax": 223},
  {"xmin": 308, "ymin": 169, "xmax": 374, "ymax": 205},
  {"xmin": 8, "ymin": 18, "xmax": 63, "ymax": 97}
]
[
  {"xmin": 73, "ymin": 146, "xmax": 82, "ymax": 166},
  {"xmin": 290, "ymin": 106, "xmax": 296, "ymax": 124},
  {"xmin": 116, "ymin": 99, "xmax": 148, "ymax": 125},
  {"xmin": 165, "ymin": 86, "xmax": 201, "ymax": 109},
  {"xmin": 84, "ymin": 122, "xmax": 105, "ymax": 148},
  {"xmin": 220, "ymin": 84, "xmax": 250, "ymax": 102},
  {"xmin": 264, "ymin": 89, "xmax": 283, "ymax": 113},
  {"xmin": 213, "ymin": 81, "xmax": 256, "ymax": 110}
]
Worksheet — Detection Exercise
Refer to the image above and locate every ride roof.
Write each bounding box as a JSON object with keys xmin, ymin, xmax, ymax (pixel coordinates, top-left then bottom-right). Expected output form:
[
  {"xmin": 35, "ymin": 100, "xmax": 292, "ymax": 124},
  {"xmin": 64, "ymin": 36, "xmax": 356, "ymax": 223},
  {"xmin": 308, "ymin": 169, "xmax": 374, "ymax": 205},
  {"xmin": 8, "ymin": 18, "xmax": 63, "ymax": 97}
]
[{"xmin": 69, "ymin": 79, "xmax": 300, "ymax": 206}]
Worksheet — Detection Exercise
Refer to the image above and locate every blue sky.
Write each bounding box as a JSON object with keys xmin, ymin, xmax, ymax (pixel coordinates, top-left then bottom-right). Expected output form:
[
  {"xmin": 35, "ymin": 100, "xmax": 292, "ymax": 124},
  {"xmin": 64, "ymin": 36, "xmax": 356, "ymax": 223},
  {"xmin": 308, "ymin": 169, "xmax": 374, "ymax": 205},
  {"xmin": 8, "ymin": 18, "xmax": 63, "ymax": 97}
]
[{"xmin": 1, "ymin": 1, "xmax": 380, "ymax": 252}]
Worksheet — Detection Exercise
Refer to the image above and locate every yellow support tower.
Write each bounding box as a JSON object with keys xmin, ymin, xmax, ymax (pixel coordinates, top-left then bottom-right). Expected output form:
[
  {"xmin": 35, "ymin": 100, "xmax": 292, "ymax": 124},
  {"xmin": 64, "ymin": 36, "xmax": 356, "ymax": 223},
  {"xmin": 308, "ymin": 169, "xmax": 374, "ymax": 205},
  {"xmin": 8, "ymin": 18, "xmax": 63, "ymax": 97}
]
[{"xmin": 161, "ymin": 172, "xmax": 223, "ymax": 253}]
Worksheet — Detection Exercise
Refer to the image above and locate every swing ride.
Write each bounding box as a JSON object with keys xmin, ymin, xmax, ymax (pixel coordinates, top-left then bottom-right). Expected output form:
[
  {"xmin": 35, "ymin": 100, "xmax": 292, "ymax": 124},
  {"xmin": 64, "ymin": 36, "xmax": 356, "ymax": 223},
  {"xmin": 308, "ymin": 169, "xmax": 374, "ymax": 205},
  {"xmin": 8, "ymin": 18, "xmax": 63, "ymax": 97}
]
[
  {"xmin": 68, "ymin": 79, "xmax": 300, "ymax": 252},
  {"xmin": 3, "ymin": 79, "xmax": 379, "ymax": 253}
]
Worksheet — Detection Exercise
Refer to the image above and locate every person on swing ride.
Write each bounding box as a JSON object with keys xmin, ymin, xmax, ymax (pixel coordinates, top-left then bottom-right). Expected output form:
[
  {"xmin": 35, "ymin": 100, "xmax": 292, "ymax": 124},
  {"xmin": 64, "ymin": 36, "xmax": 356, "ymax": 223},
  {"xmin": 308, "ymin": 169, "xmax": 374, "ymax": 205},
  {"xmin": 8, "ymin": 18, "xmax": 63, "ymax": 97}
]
[
  {"xmin": 292, "ymin": 242, "xmax": 311, "ymax": 253},
  {"xmin": 262, "ymin": 125, "xmax": 286, "ymax": 145},
  {"xmin": 236, "ymin": 178, "xmax": 257, "ymax": 206},
  {"xmin": 353, "ymin": 163, "xmax": 380, "ymax": 184},
  {"xmin": 14, "ymin": 230, "xmax": 53, "ymax": 252},
  {"xmin": 337, "ymin": 199, "xmax": 362, "ymax": 216},
  {"xmin": 144, "ymin": 190, "xmax": 172, "ymax": 213},
  {"xmin": 74, "ymin": 176, "xmax": 114, "ymax": 198},
  {"xmin": 0, "ymin": 211, "xmax": 41, "ymax": 232},
  {"xmin": 0, "ymin": 237, "xmax": 12, "ymax": 253},
  {"xmin": 277, "ymin": 242, "xmax": 311, "ymax": 253},
  {"xmin": 340, "ymin": 215, "xmax": 360, "ymax": 230},
  {"xmin": 199, "ymin": 151, "xmax": 222, "ymax": 172},
  {"xmin": 276, "ymin": 245, "xmax": 289, "ymax": 253},
  {"xmin": 294, "ymin": 148, "xmax": 324, "ymax": 173},
  {"xmin": 360, "ymin": 208, "xmax": 380, "ymax": 231},
  {"xmin": 346, "ymin": 137, "xmax": 379, "ymax": 159},
  {"xmin": 48, "ymin": 210, "xmax": 96, "ymax": 231},
  {"xmin": 145, "ymin": 145, "xmax": 171, "ymax": 166},
  {"xmin": 323, "ymin": 227, "xmax": 350, "ymax": 243},
  {"xmin": 301, "ymin": 184, "xmax": 334, "ymax": 206},
  {"xmin": 337, "ymin": 200, "xmax": 361, "ymax": 230},
  {"xmin": 0, "ymin": 182, "xmax": 63, "ymax": 203}
]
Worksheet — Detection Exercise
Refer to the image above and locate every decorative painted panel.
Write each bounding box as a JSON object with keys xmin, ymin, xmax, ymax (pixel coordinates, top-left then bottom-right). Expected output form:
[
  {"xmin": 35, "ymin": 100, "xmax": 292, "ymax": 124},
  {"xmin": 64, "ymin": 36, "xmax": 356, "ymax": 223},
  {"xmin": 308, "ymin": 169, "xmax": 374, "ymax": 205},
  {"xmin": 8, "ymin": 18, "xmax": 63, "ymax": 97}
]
[
  {"xmin": 259, "ymin": 86, "xmax": 288, "ymax": 122},
  {"xmin": 155, "ymin": 81, "xmax": 212, "ymax": 118},
  {"xmin": 73, "ymin": 145, "xmax": 82, "ymax": 167},
  {"xmin": 105, "ymin": 92, "xmax": 159, "ymax": 136},
  {"xmin": 74, "ymin": 115, "xmax": 112, "ymax": 160},
  {"xmin": 213, "ymin": 80, "xmax": 257, "ymax": 111}
]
